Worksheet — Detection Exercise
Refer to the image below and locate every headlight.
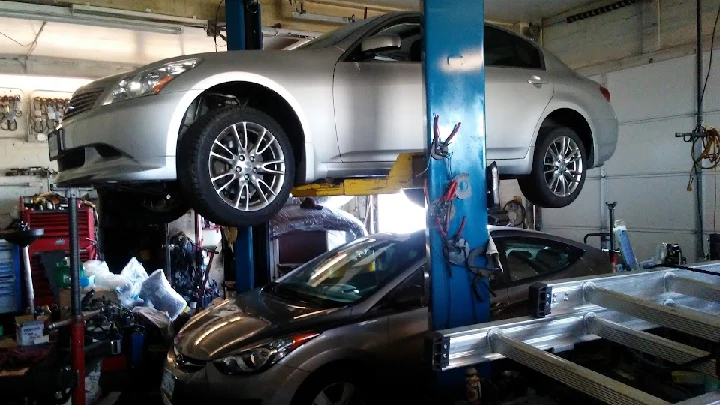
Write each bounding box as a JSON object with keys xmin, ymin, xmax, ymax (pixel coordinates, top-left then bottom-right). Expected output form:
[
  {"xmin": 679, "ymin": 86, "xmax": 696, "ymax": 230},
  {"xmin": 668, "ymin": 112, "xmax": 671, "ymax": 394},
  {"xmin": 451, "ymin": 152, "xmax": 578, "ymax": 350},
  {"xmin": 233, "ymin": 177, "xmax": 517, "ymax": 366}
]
[
  {"xmin": 103, "ymin": 58, "xmax": 201, "ymax": 105},
  {"xmin": 214, "ymin": 332, "xmax": 318, "ymax": 374}
]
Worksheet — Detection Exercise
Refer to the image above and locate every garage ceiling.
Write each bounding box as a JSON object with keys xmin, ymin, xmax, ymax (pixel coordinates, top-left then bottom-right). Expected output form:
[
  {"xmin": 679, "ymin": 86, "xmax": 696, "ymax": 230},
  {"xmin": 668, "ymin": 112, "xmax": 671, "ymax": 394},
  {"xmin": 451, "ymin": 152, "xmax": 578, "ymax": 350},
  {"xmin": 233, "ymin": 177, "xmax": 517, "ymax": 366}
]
[{"xmin": 360, "ymin": 0, "xmax": 598, "ymax": 23}]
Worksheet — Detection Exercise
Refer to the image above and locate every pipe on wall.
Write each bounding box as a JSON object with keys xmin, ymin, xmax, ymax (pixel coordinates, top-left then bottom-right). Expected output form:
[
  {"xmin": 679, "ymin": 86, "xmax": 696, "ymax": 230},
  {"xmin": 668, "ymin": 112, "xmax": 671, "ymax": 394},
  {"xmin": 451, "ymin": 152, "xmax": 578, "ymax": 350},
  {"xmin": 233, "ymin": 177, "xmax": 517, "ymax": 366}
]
[{"xmin": 695, "ymin": 0, "xmax": 705, "ymax": 260}]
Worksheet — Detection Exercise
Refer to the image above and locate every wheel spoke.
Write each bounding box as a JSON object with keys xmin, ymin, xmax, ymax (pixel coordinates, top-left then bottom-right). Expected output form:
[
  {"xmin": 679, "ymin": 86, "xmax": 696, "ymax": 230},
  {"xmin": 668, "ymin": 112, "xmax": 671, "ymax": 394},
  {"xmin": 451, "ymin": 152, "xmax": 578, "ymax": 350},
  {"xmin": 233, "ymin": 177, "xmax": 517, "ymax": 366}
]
[
  {"xmin": 560, "ymin": 175, "xmax": 568, "ymax": 195},
  {"xmin": 561, "ymin": 137, "xmax": 569, "ymax": 157},
  {"xmin": 241, "ymin": 122, "xmax": 249, "ymax": 151},
  {"xmin": 253, "ymin": 128, "xmax": 267, "ymax": 155},
  {"xmin": 258, "ymin": 160, "xmax": 285, "ymax": 175},
  {"xmin": 234, "ymin": 182, "xmax": 248, "ymax": 209},
  {"xmin": 549, "ymin": 173, "xmax": 560, "ymax": 192},
  {"xmin": 252, "ymin": 178, "xmax": 269, "ymax": 202},
  {"xmin": 217, "ymin": 176, "xmax": 237, "ymax": 193},
  {"xmin": 257, "ymin": 133, "xmax": 276, "ymax": 155},
  {"xmin": 211, "ymin": 171, "xmax": 234, "ymax": 182},
  {"xmin": 213, "ymin": 140, "xmax": 236, "ymax": 158},
  {"xmin": 338, "ymin": 384, "xmax": 355, "ymax": 405},
  {"xmin": 313, "ymin": 391, "xmax": 333, "ymax": 405},
  {"xmin": 210, "ymin": 152, "xmax": 234, "ymax": 165},
  {"xmin": 230, "ymin": 124, "xmax": 244, "ymax": 152}
]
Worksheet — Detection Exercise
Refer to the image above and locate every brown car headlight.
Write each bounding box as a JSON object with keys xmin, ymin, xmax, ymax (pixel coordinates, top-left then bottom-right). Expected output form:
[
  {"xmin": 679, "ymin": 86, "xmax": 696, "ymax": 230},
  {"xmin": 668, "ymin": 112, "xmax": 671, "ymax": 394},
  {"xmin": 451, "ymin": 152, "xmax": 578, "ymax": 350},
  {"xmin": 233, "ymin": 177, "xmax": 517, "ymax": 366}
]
[{"xmin": 214, "ymin": 332, "xmax": 318, "ymax": 374}]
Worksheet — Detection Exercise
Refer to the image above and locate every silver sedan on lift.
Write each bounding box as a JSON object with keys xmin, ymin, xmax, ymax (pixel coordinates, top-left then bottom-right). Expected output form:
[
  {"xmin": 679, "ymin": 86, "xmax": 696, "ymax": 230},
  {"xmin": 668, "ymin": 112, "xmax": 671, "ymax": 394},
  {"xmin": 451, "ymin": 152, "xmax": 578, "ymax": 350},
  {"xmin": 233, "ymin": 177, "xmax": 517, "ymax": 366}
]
[
  {"xmin": 51, "ymin": 11, "xmax": 618, "ymax": 227},
  {"xmin": 161, "ymin": 227, "xmax": 612, "ymax": 405}
]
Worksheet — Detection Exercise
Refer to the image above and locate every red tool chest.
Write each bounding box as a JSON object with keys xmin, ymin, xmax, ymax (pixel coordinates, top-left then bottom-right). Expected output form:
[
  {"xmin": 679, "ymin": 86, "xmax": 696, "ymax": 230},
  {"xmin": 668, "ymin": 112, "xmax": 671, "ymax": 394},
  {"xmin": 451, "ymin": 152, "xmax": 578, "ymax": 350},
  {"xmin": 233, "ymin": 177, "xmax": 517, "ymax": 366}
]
[{"xmin": 20, "ymin": 198, "xmax": 97, "ymax": 307}]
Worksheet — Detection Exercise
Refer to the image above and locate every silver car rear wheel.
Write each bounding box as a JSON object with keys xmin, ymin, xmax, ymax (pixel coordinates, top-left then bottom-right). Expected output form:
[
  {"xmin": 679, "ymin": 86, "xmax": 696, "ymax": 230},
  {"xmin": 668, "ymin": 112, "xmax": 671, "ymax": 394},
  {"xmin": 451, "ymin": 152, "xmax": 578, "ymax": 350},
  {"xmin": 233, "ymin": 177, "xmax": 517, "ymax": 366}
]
[
  {"xmin": 208, "ymin": 121, "xmax": 286, "ymax": 212},
  {"xmin": 543, "ymin": 135, "xmax": 584, "ymax": 198},
  {"xmin": 518, "ymin": 126, "xmax": 587, "ymax": 209}
]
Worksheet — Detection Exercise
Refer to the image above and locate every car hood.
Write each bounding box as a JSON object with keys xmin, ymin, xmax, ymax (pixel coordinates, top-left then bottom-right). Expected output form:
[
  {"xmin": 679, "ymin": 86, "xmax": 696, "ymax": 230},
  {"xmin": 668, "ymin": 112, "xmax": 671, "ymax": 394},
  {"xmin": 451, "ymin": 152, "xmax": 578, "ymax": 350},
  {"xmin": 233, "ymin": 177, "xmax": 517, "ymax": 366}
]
[{"xmin": 174, "ymin": 289, "xmax": 341, "ymax": 361}]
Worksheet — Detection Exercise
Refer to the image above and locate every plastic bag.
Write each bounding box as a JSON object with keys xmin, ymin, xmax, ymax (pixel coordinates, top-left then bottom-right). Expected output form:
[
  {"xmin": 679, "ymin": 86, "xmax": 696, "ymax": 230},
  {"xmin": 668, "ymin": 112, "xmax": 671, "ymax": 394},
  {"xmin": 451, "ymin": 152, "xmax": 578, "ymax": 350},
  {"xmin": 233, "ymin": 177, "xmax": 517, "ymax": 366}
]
[
  {"xmin": 83, "ymin": 260, "xmax": 130, "ymax": 291},
  {"xmin": 139, "ymin": 270, "xmax": 187, "ymax": 321},
  {"xmin": 116, "ymin": 258, "xmax": 149, "ymax": 308},
  {"xmin": 120, "ymin": 257, "xmax": 149, "ymax": 285}
]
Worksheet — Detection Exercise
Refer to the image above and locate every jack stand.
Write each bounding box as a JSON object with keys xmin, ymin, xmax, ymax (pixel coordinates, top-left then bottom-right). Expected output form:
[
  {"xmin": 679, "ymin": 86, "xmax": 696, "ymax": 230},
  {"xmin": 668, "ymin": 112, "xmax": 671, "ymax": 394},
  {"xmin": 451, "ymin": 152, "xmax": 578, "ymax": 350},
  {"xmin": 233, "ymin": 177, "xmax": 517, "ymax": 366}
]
[
  {"xmin": 67, "ymin": 187, "xmax": 85, "ymax": 405},
  {"xmin": 0, "ymin": 224, "xmax": 43, "ymax": 314}
]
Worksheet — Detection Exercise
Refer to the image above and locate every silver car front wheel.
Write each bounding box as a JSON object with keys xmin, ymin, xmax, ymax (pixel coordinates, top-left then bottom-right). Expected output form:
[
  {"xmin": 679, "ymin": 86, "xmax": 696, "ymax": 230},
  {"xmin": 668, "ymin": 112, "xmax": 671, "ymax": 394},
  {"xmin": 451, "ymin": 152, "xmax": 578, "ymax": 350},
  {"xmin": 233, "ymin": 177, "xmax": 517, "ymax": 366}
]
[
  {"xmin": 177, "ymin": 106, "xmax": 296, "ymax": 227},
  {"xmin": 208, "ymin": 121, "xmax": 286, "ymax": 212}
]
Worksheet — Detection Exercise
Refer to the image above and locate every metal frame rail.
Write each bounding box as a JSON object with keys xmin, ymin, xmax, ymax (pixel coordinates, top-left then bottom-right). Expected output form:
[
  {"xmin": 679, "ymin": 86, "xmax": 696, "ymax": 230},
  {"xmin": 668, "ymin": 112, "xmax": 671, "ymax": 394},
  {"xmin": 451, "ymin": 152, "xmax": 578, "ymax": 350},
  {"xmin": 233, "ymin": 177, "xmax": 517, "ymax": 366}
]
[{"xmin": 430, "ymin": 264, "xmax": 720, "ymax": 404}]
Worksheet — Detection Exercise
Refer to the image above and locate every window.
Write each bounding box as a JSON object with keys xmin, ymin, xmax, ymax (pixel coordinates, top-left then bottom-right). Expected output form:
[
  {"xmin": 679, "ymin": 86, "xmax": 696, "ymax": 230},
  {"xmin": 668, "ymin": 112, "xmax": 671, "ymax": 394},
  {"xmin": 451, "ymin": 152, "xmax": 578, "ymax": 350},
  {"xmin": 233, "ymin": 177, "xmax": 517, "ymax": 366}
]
[
  {"xmin": 498, "ymin": 238, "xmax": 583, "ymax": 283},
  {"xmin": 347, "ymin": 19, "xmax": 423, "ymax": 63},
  {"xmin": 485, "ymin": 26, "xmax": 542, "ymax": 69},
  {"xmin": 377, "ymin": 264, "xmax": 426, "ymax": 311},
  {"xmin": 269, "ymin": 236, "xmax": 425, "ymax": 307},
  {"xmin": 294, "ymin": 16, "xmax": 379, "ymax": 50}
]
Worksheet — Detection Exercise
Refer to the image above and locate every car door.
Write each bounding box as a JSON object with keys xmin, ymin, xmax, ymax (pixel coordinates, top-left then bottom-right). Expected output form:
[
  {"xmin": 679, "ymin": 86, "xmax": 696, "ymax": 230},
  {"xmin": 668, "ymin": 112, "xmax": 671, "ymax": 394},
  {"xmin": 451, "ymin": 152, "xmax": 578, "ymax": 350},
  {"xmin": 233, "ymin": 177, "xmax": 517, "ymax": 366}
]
[
  {"xmin": 372, "ymin": 263, "xmax": 428, "ymax": 374},
  {"xmin": 495, "ymin": 234, "xmax": 585, "ymax": 319},
  {"xmin": 485, "ymin": 25, "xmax": 554, "ymax": 161},
  {"xmin": 333, "ymin": 16, "xmax": 425, "ymax": 163}
]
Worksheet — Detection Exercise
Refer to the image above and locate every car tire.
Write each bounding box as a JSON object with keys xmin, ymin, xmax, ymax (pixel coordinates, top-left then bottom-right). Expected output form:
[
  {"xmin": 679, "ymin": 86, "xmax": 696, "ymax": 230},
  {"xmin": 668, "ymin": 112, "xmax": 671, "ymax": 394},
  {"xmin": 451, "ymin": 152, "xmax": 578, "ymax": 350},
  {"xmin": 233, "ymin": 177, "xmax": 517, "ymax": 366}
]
[
  {"xmin": 518, "ymin": 126, "xmax": 587, "ymax": 209},
  {"xmin": 97, "ymin": 188, "xmax": 190, "ymax": 225},
  {"xmin": 291, "ymin": 367, "xmax": 371, "ymax": 405},
  {"xmin": 402, "ymin": 188, "xmax": 426, "ymax": 207},
  {"xmin": 177, "ymin": 106, "xmax": 295, "ymax": 227}
]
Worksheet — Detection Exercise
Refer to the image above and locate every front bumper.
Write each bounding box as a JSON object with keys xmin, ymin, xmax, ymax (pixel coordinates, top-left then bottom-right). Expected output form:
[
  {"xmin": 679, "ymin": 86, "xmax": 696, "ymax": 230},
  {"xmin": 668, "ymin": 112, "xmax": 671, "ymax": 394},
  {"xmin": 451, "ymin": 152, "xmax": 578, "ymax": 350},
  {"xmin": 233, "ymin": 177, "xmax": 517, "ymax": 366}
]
[
  {"xmin": 53, "ymin": 91, "xmax": 191, "ymax": 186},
  {"xmin": 161, "ymin": 348, "xmax": 310, "ymax": 405}
]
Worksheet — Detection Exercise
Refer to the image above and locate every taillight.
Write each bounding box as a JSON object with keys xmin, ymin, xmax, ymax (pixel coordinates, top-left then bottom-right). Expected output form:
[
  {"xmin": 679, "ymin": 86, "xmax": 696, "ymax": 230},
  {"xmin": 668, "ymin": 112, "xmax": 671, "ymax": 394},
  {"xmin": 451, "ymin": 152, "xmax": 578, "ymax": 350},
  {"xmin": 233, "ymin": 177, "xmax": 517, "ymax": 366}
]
[{"xmin": 599, "ymin": 85, "xmax": 611, "ymax": 102}]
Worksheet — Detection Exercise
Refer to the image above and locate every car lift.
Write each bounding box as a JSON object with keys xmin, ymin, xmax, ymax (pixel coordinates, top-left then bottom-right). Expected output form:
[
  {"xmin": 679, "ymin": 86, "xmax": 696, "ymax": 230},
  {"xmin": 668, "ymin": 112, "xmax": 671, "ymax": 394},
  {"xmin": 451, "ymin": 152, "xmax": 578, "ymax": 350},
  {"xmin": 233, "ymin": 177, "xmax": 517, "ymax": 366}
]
[{"xmin": 217, "ymin": 0, "xmax": 720, "ymax": 404}]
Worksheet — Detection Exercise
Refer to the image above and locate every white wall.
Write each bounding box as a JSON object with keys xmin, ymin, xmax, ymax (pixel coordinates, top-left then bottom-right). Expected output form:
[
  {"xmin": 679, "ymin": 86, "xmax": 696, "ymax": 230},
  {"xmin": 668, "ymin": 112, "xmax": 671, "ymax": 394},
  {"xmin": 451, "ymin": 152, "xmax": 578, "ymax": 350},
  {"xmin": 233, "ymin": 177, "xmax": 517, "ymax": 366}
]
[{"xmin": 0, "ymin": 75, "xmax": 95, "ymax": 226}]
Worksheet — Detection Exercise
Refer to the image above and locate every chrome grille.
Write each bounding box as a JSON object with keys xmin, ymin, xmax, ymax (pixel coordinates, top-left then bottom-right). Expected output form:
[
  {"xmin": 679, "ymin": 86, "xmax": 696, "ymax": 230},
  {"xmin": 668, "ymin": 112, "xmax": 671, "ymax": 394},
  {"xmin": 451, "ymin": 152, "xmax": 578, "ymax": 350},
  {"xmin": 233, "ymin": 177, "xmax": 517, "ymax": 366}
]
[{"xmin": 63, "ymin": 88, "xmax": 104, "ymax": 121}]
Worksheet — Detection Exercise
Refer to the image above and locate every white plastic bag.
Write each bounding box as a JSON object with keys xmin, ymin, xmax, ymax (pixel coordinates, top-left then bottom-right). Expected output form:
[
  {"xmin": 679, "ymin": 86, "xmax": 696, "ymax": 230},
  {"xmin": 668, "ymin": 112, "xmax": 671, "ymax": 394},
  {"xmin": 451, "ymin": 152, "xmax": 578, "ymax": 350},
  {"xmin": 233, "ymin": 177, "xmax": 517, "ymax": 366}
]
[
  {"xmin": 120, "ymin": 257, "xmax": 149, "ymax": 284},
  {"xmin": 84, "ymin": 259, "xmax": 130, "ymax": 291},
  {"xmin": 116, "ymin": 258, "xmax": 149, "ymax": 308},
  {"xmin": 139, "ymin": 270, "xmax": 187, "ymax": 320}
]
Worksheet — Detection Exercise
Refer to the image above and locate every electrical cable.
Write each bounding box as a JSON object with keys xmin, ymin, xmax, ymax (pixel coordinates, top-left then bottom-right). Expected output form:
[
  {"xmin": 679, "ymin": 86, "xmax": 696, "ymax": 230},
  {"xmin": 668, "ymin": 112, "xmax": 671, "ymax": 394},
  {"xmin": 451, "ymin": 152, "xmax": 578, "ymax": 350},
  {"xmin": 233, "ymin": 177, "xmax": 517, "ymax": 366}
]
[
  {"xmin": 0, "ymin": 30, "xmax": 33, "ymax": 47},
  {"xmin": 214, "ymin": 0, "xmax": 226, "ymax": 52},
  {"xmin": 699, "ymin": 1, "xmax": 720, "ymax": 110}
]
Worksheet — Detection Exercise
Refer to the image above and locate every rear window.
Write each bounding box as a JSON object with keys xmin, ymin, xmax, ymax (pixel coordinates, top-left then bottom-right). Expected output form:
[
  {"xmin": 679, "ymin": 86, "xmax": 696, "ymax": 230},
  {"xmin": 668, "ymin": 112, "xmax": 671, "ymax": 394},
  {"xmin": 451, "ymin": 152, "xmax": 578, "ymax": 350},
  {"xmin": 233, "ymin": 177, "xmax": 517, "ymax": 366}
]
[{"xmin": 485, "ymin": 25, "xmax": 543, "ymax": 69}]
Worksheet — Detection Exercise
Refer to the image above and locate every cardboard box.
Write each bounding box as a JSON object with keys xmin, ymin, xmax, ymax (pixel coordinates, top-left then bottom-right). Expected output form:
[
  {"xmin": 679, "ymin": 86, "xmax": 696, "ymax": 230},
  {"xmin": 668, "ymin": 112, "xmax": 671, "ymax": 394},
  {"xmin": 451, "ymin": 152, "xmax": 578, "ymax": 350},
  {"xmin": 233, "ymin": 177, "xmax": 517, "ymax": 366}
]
[{"xmin": 15, "ymin": 315, "xmax": 45, "ymax": 346}]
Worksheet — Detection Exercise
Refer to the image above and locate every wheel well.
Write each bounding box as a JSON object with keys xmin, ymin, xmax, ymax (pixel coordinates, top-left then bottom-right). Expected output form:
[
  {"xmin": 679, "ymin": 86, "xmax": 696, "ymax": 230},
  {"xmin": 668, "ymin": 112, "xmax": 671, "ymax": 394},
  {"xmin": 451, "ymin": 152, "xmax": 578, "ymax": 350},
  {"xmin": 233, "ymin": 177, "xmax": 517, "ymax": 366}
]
[
  {"xmin": 541, "ymin": 108, "xmax": 594, "ymax": 167},
  {"xmin": 291, "ymin": 359, "xmax": 373, "ymax": 404},
  {"xmin": 183, "ymin": 81, "xmax": 306, "ymax": 186}
]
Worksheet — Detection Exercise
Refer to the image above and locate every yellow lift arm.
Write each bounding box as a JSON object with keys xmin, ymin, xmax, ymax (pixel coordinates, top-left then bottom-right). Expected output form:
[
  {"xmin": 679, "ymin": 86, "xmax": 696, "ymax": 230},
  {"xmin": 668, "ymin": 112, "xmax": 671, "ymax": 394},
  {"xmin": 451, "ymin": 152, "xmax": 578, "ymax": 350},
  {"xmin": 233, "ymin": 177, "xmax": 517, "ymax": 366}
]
[{"xmin": 291, "ymin": 153, "xmax": 426, "ymax": 198}]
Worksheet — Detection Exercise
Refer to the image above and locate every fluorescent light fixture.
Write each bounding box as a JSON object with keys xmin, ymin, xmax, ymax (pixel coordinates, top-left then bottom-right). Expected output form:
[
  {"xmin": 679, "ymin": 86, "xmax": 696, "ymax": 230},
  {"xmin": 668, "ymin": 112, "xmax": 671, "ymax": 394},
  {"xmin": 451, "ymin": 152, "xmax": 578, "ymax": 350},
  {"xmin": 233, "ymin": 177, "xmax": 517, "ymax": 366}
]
[
  {"xmin": 0, "ymin": 1, "xmax": 184, "ymax": 35},
  {"xmin": 70, "ymin": 4, "xmax": 208, "ymax": 29},
  {"xmin": 0, "ymin": 74, "xmax": 92, "ymax": 93}
]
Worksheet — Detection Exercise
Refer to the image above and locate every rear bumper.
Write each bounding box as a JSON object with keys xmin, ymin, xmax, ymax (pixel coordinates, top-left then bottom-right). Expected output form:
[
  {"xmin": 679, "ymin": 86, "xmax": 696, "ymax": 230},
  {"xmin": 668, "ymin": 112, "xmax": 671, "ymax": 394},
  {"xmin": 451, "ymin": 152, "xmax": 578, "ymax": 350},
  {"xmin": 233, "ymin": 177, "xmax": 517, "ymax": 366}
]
[
  {"xmin": 592, "ymin": 117, "xmax": 619, "ymax": 166},
  {"xmin": 54, "ymin": 91, "xmax": 189, "ymax": 186}
]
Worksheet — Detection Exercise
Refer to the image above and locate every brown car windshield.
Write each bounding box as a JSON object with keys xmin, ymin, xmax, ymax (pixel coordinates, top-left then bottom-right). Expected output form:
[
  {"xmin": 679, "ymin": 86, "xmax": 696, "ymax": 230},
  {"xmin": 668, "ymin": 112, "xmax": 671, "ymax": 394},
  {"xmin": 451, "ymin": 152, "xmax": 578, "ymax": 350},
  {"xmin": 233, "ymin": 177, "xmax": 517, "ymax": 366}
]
[{"xmin": 268, "ymin": 236, "xmax": 424, "ymax": 306}]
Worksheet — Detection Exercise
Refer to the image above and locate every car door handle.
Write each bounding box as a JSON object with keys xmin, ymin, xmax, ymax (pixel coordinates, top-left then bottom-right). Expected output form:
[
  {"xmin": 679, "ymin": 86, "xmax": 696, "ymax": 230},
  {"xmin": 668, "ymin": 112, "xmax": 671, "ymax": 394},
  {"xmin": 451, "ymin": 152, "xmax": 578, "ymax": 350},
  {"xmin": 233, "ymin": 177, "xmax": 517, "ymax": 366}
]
[{"xmin": 528, "ymin": 77, "xmax": 548, "ymax": 85}]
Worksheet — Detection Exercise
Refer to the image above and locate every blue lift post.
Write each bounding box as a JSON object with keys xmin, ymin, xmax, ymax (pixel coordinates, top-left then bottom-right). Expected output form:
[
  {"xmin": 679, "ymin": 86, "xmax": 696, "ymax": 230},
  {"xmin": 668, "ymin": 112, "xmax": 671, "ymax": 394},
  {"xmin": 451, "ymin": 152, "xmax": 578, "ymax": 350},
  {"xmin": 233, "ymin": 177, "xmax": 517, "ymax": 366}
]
[
  {"xmin": 423, "ymin": 0, "xmax": 490, "ymax": 397},
  {"xmin": 226, "ymin": 0, "xmax": 269, "ymax": 293}
]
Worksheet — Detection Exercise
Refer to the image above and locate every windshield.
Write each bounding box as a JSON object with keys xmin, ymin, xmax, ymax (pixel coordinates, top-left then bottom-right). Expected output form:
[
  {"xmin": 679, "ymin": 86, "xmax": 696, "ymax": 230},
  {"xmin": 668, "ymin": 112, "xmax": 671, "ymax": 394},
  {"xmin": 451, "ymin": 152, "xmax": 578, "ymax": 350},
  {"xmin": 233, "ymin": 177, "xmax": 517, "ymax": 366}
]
[
  {"xmin": 294, "ymin": 16, "xmax": 380, "ymax": 50},
  {"xmin": 268, "ymin": 235, "xmax": 424, "ymax": 306}
]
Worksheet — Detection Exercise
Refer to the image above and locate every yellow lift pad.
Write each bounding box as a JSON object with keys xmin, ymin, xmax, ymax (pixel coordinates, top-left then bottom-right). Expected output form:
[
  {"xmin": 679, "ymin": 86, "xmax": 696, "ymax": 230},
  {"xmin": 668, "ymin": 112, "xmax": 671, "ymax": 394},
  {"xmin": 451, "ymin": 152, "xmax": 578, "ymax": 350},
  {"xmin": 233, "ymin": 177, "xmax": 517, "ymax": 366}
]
[{"xmin": 291, "ymin": 153, "xmax": 426, "ymax": 197}]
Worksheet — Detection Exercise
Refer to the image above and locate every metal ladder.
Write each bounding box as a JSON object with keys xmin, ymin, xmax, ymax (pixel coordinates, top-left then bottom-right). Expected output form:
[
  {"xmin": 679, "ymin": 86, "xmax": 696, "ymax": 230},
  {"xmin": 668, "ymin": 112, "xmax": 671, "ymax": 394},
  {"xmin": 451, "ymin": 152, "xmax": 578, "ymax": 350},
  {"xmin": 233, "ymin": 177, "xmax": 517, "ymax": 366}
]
[{"xmin": 430, "ymin": 264, "xmax": 720, "ymax": 404}]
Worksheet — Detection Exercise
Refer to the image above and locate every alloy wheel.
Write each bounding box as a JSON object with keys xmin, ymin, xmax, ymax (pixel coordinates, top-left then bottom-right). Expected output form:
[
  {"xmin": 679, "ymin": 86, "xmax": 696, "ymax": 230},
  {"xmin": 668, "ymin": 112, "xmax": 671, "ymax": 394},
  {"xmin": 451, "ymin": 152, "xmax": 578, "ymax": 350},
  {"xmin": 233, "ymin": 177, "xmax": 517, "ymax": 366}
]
[
  {"xmin": 207, "ymin": 121, "xmax": 286, "ymax": 212},
  {"xmin": 312, "ymin": 382, "xmax": 362, "ymax": 405},
  {"xmin": 542, "ymin": 135, "xmax": 584, "ymax": 197}
]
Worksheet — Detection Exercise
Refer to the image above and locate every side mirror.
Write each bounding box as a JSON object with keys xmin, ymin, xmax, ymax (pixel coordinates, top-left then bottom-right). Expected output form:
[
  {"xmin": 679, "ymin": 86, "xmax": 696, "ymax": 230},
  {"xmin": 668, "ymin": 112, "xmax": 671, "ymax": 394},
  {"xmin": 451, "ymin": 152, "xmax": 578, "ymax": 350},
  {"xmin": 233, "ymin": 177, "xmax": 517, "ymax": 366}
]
[{"xmin": 361, "ymin": 34, "xmax": 402, "ymax": 53}]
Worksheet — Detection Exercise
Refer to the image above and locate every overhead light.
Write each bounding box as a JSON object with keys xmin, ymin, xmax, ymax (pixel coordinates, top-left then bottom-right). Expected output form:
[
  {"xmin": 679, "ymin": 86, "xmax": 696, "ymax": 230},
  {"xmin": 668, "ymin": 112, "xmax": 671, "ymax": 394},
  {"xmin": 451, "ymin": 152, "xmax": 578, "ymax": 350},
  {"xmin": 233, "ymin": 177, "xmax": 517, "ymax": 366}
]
[
  {"xmin": 0, "ymin": 1, "xmax": 185, "ymax": 34},
  {"xmin": 70, "ymin": 4, "xmax": 208, "ymax": 29}
]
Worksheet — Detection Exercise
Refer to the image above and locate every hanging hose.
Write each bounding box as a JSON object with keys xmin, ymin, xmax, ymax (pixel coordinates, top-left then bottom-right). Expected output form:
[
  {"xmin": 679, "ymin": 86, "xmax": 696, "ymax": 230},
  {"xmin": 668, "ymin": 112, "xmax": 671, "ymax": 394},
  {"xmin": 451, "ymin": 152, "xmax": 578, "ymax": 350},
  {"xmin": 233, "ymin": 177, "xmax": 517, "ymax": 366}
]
[{"xmin": 687, "ymin": 127, "xmax": 720, "ymax": 191}]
